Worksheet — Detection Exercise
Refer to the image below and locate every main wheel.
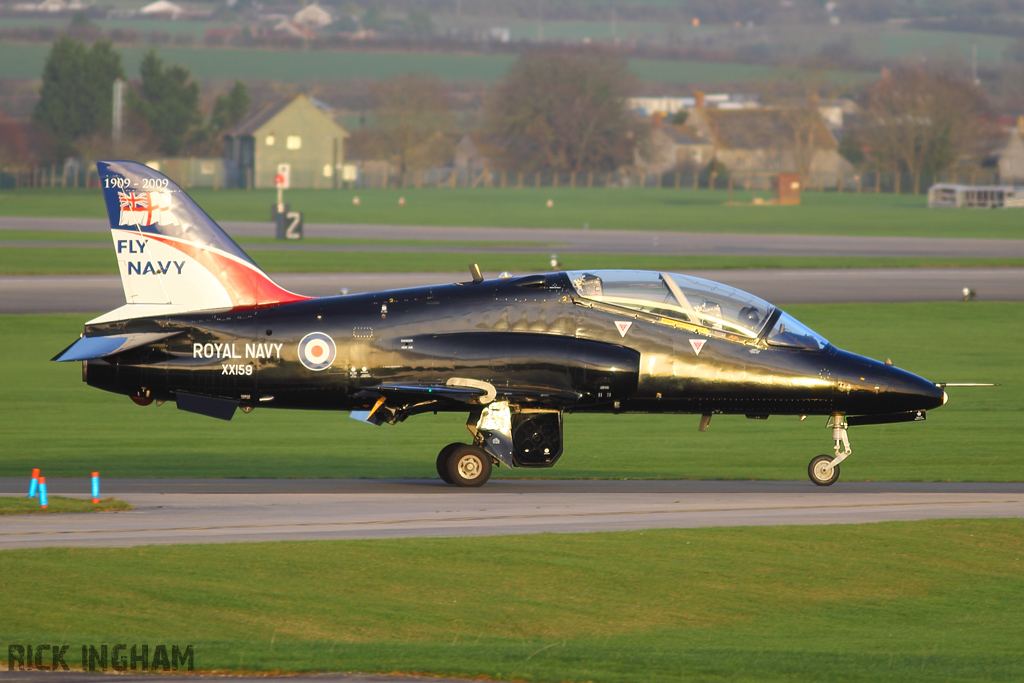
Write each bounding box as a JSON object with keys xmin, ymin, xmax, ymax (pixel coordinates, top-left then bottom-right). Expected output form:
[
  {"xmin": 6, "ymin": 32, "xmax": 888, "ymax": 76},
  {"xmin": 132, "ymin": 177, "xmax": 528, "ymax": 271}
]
[
  {"xmin": 436, "ymin": 443, "xmax": 461, "ymax": 485},
  {"xmin": 808, "ymin": 454, "xmax": 840, "ymax": 486},
  {"xmin": 446, "ymin": 444, "xmax": 492, "ymax": 487}
]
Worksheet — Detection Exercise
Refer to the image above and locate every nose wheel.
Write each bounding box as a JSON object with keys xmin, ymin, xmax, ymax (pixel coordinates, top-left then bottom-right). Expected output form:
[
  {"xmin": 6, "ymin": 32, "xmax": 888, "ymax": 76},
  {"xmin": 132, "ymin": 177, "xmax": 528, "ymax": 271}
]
[
  {"xmin": 808, "ymin": 415, "xmax": 851, "ymax": 486},
  {"xmin": 808, "ymin": 454, "xmax": 840, "ymax": 486}
]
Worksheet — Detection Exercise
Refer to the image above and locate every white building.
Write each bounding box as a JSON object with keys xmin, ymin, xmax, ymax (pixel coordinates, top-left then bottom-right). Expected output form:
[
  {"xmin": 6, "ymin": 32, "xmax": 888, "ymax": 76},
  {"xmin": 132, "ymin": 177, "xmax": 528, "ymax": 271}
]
[
  {"xmin": 139, "ymin": 0, "xmax": 184, "ymax": 18},
  {"xmin": 293, "ymin": 4, "xmax": 333, "ymax": 28}
]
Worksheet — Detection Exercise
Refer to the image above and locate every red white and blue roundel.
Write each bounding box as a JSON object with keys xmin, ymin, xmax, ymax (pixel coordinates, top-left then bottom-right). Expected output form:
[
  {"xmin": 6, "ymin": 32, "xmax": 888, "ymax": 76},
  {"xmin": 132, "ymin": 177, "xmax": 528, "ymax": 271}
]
[{"xmin": 298, "ymin": 332, "xmax": 336, "ymax": 371}]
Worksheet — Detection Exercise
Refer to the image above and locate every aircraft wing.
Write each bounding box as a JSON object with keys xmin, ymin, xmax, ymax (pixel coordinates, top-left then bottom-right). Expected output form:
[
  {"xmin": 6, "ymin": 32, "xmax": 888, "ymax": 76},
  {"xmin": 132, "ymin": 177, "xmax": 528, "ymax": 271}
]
[
  {"xmin": 358, "ymin": 381, "xmax": 582, "ymax": 406},
  {"xmin": 52, "ymin": 331, "xmax": 181, "ymax": 362}
]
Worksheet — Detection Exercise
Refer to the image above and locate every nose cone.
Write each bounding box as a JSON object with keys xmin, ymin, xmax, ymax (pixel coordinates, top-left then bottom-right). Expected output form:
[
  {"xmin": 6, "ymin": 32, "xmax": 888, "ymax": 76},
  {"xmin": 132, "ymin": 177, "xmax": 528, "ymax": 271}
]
[{"xmin": 832, "ymin": 349, "xmax": 945, "ymax": 415}]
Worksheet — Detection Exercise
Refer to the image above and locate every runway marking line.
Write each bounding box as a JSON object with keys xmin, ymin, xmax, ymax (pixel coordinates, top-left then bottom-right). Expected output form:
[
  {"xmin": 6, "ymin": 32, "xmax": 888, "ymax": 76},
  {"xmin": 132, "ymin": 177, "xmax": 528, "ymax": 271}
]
[{"xmin": 2, "ymin": 498, "xmax": 1021, "ymax": 538}]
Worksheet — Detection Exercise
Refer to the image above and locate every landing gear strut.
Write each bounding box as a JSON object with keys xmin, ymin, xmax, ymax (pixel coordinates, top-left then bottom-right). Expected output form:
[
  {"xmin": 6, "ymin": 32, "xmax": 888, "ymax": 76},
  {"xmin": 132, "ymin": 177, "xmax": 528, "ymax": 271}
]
[{"xmin": 808, "ymin": 415, "xmax": 851, "ymax": 486}]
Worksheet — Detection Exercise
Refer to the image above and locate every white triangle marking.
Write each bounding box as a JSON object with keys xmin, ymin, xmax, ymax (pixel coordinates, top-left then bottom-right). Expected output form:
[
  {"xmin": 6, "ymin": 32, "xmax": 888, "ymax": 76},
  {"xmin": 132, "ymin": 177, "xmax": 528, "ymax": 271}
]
[
  {"xmin": 615, "ymin": 321, "xmax": 632, "ymax": 337},
  {"xmin": 689, "ymin": 339, "xmax": 707, "ymax": 355}
]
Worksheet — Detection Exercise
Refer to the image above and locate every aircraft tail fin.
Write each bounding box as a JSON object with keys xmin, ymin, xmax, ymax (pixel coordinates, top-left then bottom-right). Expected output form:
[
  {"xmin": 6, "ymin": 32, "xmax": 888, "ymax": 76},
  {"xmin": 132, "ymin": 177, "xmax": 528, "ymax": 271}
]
[{"xmin": 96, "ymin": 160, "xmax": 309, "ymax": 320}]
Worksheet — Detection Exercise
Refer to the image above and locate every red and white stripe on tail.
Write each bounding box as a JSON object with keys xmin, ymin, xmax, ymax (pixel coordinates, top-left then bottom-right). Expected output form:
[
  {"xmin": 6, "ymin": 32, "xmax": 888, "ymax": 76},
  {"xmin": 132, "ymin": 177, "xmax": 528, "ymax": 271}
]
[{"xmin": 95, "ymin": 160, "xmax": 310, "ymax": 323}]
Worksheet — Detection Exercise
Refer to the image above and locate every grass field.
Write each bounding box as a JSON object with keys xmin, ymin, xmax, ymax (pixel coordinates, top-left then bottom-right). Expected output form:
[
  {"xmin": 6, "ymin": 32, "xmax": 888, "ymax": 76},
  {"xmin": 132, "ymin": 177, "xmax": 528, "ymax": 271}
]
[
  {"xmin": 3, "ymin": 520, "xmax": 1022, "ymax": 680},
  {"xmin": 0, "ymin": 495, "xmax": 131, "ymax": 514},
  {"xmin": 0, "ymin": 43, "xmax": 866, "ymax": 84},
  {"xmin": 1, "ymin": 304, "xmax": 1017, "ymax": 482},
  {"xmin": 2, "ymin": 187, "xmax": 1022, "ymax": 239}
]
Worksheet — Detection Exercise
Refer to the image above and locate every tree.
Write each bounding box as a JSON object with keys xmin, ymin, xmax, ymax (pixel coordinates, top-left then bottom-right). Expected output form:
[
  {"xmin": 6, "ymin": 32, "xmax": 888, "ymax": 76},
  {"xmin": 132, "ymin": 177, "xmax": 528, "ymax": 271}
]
[
  {"xmin": 128, "ymin": 50, "xmax": 200, "ymax": 155},
  {"xmin": 32, "ymin": 37, "xmax": 124, "ymax": 160},
  {"xmin": 370, "ymin": 73, "xmax": 453, "ymax": 182},
  {"xmin": 0, "ymin": 117, "xmax": 48, "ymax": 167},
  {"xmin": 858, "ymin": 69, "xmax": 996, "ymax": 192},
  {"xmin": 67, "ymin": 10, "xmax": 99, "ymax": 39},
  {"xmin": 407, "ymin": 7, "xmax": 434, "ymax": 38},
  {"xmin": 186, "ymin": 81, "xmax": 250, "ymax": 156},
  {"xmin": 484, "ymin": 51, "xmax": 644, "ymax": 172},
  {"xmin": 777, "ymin": 95, "xmax": 833, "ymax": 182},
  {"xmin": 362, "ymin": 5, "xmax": 387, "ymax": 32},
  {"xmin": 210, "ymin": 81, "xmax": 250, "ymax": 134}
]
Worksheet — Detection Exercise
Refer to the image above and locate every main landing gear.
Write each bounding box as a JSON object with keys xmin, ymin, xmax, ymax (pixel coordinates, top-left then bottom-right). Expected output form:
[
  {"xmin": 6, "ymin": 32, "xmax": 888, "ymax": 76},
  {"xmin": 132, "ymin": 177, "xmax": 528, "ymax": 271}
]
[
  {"xmin": 435, "ymin": 401, "xmax": 566, "ymax": 487},
  {"xmin": 808, "ymin": 415, "xmax": 851, "ymax": 486},
  {"xmin": 436, "ymin": 443, "xmax": 492, "ymax": 487}
]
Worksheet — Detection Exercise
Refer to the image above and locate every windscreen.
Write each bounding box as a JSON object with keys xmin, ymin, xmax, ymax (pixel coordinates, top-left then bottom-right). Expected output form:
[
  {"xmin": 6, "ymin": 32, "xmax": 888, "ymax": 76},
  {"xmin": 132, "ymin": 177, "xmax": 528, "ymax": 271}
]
[
  {"xmin": 766, "ymin": 311, "xmax": 829, "ymax": 350},
  {"xmin": 567, "ymin": 270, "xmax": 775, "ymax": 339}
]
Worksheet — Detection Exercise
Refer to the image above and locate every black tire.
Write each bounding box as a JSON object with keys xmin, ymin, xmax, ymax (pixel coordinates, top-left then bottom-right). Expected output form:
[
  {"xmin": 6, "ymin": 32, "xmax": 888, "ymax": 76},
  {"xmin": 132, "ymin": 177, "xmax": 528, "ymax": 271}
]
[
  {"xmin": 446, "ymin": 444, "xmax": 492, "ymax": 487},
  {"xmin": 436, "ymin": 443, "xmax": 461, "ymax": 485},
  {"xmin": 808, "ymin": 454, "xmax": 840, "ymax": 486}
]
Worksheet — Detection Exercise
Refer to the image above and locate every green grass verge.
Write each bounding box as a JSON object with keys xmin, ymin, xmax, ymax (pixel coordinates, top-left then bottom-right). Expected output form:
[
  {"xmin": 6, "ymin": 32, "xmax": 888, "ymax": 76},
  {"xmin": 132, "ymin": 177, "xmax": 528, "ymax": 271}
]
[
  {"xmin": 0, "ymin": 495, "xmax": 131, "ymax": 515},
  {"xmin": 2, "ymin": 520, "xmax": 1022, "ymax": 681},
  {"xmin": 3, "ymin": 245, "xmax": 1024, "ymax": 274},
  {"xmin": 2, "ymin": 187, "xmax": 1022, "ymax": 239},
  {"xmin": 1, "ymin": 304, "xmax": 1018, "ymax": 482},
  {"xmin": 0, "ymin": 42, "xmax": 865, "ymax": 84}
]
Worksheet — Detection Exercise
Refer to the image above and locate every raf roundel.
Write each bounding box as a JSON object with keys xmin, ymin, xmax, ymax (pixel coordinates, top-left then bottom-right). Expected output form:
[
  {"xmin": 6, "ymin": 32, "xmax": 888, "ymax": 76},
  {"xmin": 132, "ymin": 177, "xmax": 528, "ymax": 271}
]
[{"xmin": 297, "ymin": 332, "xmax": 337, "ymax": 371}]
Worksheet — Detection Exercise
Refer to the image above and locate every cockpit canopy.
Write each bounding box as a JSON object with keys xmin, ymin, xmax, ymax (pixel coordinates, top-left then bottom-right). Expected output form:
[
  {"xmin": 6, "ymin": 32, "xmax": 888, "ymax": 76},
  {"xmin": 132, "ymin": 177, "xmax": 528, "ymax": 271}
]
[{"xmin": 566, "ymin": 270, "xmax": 829, "ymax": 350}]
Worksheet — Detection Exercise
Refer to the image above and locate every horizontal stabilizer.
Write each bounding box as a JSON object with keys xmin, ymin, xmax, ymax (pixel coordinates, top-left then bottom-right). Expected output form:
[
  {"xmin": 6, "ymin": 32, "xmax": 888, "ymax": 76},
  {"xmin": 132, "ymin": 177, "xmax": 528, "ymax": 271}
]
[{"xmin": 52, "ymin": 331, "xmax": 180, "ymax": 362}]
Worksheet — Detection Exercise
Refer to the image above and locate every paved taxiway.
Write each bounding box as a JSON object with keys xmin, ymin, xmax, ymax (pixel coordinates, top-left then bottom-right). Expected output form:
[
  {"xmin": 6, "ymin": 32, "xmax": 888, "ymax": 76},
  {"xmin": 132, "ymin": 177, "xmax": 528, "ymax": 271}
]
[
  {"xmin": 1, "ymin": 479, "xmax": 1021, "ymax": 550},
  {"xmin": 6, "ymin": 216, "xmax": 1024, "ymax": 258}
]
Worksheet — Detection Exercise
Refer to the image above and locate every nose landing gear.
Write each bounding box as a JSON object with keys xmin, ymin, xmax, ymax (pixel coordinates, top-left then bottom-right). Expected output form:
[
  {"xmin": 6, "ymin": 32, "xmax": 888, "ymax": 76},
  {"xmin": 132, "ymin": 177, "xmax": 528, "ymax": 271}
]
[{"xmin": 808, "ymin": 415, "xmax": 851, "ymax": 486}]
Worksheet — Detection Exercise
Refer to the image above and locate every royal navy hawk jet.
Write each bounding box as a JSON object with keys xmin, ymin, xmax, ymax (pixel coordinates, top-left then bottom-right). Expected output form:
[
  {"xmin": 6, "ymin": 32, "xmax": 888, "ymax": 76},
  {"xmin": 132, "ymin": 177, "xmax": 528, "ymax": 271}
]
[{"xmin": 54, "ymin": 161, "xmax": 951, "ymax": 487}]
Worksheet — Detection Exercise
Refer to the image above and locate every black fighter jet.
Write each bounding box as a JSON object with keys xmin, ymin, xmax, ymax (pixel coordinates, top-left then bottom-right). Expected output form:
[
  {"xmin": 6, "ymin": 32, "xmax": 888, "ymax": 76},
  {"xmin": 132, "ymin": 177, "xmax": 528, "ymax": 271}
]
[{"xmin": 55, "ymin": 161, "xmax": 950, "ymax": 487}]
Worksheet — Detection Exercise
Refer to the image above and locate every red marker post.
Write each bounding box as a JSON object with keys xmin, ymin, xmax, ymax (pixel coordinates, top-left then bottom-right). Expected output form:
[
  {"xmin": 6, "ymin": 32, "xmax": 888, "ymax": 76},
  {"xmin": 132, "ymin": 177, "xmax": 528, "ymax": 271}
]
[
  {"xmin": 91, "ymin": 471, "xmax": 100, "ymax": 504},
  {"xmin": 39, "ymin": 476, "xmax": 48, "ymax": 509},
  {"xmin": 274, "ymin": 173, "xmax": 285, "ymax": 214},
  {"xmin": 28, "ymin": 468, "xmax": 40, "ymax": 498}
]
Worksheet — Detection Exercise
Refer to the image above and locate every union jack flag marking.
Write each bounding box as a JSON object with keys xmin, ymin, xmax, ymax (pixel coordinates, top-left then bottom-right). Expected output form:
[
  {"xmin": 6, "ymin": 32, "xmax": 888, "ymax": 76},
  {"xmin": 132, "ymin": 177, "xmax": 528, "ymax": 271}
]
[
  {"xmin": 118, "ymin": 191, "xmax": 148, "ymax": 211},
  {"xmin": 118, "ymin": 190, "xmax": 178, "ymax": 228}
]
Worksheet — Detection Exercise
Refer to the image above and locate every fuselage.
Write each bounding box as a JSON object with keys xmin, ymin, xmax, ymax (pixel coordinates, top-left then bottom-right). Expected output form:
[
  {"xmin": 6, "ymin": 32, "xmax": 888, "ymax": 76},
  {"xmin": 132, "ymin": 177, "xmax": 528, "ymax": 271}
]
[{"xmin": 82, "ymin": 271, "xmax": 945, "ymax": 418}]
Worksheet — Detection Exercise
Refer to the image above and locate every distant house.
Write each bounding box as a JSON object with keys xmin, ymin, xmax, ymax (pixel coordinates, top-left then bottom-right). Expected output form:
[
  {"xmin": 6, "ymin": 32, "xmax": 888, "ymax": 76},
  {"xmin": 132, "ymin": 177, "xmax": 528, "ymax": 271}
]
[
  {"xmin": 628, "ymin": 96, "xmax": 692, "ymax": 117},
  {"xmin": 292, "ymin": 3, "xmax": 332, "ymax": 27},
  {"xmin": 686, "ymin": 96, "xmax": 855, "ymax": 185},
  {"xmin": 636, "ymin": 121, "xmax": 714, "ymax": 175},
  {"xmin": 203, "ymin": 26, "xmax": 241, "ymax": 45},
  {"xmin": 994, "ymin": 116, "xmax": 1024, "ymax": 184},
  {"xmin": 454, "ymin": 133, "xmax": 504, "ymax": 173},
  {"xmin": 223, "ymin": 94, "xmax": 349, "ymax": 189},
  {"xmin": 486, "ymin": 26, "xmax": 511, "ymax": 42},
  {"xmin": 273, "ymin": 20, "xmax": 316, "ymax": 40},
  {"xmin": 139, "ymin": 0, "xmax": 184, "ymax": 18},
  {"xmin": 142, "ymin": 158, "xmax": 224, "ymax": 189},
  {"xmin": 36, "ymin": 0, "xmax": 67, "ymax": 12}
]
